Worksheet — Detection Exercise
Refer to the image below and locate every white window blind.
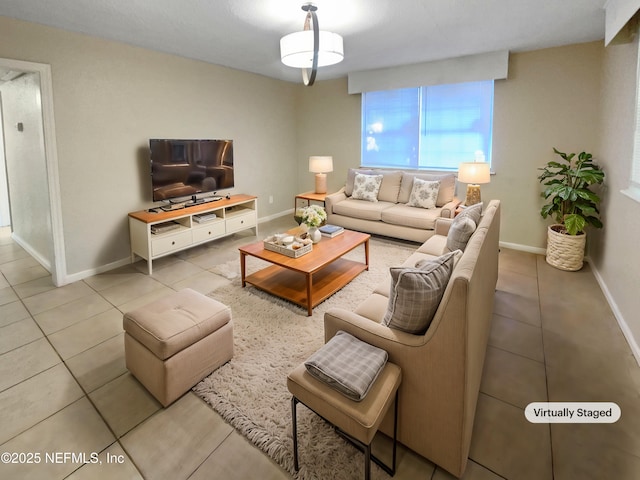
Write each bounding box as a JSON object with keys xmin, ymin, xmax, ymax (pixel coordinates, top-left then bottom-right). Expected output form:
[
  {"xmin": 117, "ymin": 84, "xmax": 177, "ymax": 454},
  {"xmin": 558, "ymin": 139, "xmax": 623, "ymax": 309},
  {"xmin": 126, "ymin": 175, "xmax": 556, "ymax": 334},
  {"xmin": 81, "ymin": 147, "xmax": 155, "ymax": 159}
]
[{"xmin": 361, "ymin": 80, "xmax": 494, "ymax": 170}]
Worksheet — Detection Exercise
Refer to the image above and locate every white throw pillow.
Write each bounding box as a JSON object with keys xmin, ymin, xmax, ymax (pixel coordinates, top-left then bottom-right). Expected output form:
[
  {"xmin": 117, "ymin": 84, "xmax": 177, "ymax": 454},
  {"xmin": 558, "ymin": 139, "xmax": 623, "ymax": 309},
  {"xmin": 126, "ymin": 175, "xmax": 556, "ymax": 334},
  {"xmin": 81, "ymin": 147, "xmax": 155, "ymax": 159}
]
[
  {"xmin": 352, "ymin": 173, "xmax": 383, "ymax": 202},
  {"xmin": 407, "ymin": 178, "xmax": 440, "ymax": 209}
]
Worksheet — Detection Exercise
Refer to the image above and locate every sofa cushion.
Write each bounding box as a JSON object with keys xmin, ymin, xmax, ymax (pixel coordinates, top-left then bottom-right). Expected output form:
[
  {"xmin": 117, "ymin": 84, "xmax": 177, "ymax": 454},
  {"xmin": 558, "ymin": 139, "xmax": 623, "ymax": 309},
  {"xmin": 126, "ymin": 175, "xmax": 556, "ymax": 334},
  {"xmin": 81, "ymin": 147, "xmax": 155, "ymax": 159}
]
[
  {"xmin": 345, "ymin": 168, "xmax": 374, "ymax": 196},
  {"xmin": 380, "ymin": 203, "xmax": 441, "ymax": 229},
  {"xmin": 352, "ymin": 173, "xmax": 383, "ymax": 202},
  {"xmin": 398, "ymin": 172, "xmax": 456, "ymax": 207},
  {"xmin": 333, "ymin": 198, "xmax": 396, "ymax": 221},
  {"xmin": 375, "ymin": 170, "xmax": 403, "ymax": 203},
  {"xmin": 446, "ymin": 216, "xmax": 477, "ymax": 251},
  {"xmin": 417, "ymin": 234, "xmax": 450, "ymax": 256},
  {"xmin": 304, "ymin": 330, "xmax": 388, "ymax": 401},
  {"xmin": 382, "ymin": 251, "xmax": 458, "ymax": 334},
  {"xmin": 407, "ymin": 178, "xmax": 440, "ymax": 209}
]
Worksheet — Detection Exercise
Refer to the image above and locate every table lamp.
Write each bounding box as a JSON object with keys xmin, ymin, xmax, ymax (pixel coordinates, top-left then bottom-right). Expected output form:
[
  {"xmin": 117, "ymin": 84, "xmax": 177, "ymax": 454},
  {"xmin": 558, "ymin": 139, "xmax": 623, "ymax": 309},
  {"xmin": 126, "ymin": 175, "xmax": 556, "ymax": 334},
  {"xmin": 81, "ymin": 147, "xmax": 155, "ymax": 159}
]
[
  {"xmin": 458, "ymin": 162, "xmax": 490, "ymax": 205},
  {"xmin": 309, "ymin": 156, "xmax": 333, "ymax": 194}
]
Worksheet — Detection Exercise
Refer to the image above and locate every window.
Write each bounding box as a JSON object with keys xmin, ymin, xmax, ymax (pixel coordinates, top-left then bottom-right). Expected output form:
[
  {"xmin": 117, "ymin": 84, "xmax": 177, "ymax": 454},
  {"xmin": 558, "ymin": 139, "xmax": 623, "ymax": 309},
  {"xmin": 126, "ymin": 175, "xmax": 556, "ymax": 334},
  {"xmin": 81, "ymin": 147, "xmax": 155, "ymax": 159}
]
[{"xmin": 361, "ymin": 80, "xmax": 494, "ymax": 170}]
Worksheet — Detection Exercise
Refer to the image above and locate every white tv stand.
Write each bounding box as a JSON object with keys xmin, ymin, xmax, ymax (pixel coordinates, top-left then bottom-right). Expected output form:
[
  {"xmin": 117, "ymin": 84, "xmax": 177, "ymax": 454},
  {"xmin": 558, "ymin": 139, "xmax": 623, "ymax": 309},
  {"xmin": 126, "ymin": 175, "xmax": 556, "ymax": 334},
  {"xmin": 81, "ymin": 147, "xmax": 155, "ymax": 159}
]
[{"xmin": 129, "ymin": 194, "xmax": 257, "ymax": 274}]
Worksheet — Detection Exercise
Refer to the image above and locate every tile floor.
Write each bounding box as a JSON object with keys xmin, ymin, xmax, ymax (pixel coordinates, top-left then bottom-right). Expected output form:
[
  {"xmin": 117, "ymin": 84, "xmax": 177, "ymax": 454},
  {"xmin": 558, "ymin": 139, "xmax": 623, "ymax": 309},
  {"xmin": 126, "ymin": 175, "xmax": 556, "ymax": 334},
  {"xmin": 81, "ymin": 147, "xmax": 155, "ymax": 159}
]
[{"xmin": 1, "ymin": 218, "xmax": 639, "ymax": 479}]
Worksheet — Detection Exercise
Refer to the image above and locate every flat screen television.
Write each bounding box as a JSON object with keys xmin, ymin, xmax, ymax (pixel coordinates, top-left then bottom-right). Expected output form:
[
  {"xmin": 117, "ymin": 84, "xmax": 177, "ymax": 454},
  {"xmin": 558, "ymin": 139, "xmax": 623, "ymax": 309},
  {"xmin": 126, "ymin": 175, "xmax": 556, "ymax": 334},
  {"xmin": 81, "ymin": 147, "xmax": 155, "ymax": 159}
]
[{"xmin": 149, "ymin": 139, "xmax": 234, "ymax": 202}]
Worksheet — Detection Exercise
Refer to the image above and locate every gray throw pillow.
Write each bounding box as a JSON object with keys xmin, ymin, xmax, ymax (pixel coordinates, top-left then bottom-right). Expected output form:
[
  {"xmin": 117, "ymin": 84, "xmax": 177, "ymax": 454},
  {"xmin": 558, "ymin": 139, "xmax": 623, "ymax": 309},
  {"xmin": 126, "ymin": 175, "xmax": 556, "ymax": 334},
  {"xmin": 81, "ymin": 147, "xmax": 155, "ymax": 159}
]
[
  {"xmin": 457, "ymin": 202, "xmax": 483, "ymax": 225},
  {"xmin": 446, "ymin": 216, "xmax": 477, "ymax": 251},
  {"xmin": 382, "ymin": 251, "xmax": 458, "ymax": 334}
]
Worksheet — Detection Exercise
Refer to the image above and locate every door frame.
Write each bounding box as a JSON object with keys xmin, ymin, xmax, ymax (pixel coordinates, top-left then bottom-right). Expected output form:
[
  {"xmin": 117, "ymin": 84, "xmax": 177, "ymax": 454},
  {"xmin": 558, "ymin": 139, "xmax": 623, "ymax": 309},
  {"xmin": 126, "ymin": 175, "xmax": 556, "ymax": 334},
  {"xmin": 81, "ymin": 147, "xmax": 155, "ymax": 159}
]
[{"xmin": 0, "ymin": 57, "xmax": 66, "ymax": 286}]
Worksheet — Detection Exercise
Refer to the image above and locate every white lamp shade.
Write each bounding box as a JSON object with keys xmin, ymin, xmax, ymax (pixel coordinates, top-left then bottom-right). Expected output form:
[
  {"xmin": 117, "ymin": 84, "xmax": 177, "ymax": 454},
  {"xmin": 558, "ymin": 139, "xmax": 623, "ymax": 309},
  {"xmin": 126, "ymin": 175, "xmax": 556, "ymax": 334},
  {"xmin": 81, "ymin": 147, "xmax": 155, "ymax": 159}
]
[
  {"xmin": 458, "ymin": 162, "xmax": 491, "ymax": 184},
  {"xmin": 309, "ymin": 156, "xmax": 334, "ymax": 173},
  {"xmin": 280, "ymin": 31, "xmax": 344, "ymax": 68}
]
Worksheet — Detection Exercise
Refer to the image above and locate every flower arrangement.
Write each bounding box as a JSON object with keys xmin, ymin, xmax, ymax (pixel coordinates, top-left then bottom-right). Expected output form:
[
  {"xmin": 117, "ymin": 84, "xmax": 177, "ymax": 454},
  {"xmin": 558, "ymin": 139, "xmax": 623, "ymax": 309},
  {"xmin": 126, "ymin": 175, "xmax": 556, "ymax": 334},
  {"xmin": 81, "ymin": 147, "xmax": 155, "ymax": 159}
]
[{"xmin": 296, "ymin": 204, "xmax": 327, "ymax": 228}]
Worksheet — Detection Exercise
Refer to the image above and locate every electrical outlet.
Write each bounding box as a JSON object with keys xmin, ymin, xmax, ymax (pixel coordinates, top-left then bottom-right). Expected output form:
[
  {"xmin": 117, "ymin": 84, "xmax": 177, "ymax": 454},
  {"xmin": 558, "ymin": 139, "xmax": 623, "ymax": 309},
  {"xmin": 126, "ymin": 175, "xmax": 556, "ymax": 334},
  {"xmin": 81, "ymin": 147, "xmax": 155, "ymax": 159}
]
[{"xmin": 269, "ymin": 195, "xmax": 273, "ymax": 204}]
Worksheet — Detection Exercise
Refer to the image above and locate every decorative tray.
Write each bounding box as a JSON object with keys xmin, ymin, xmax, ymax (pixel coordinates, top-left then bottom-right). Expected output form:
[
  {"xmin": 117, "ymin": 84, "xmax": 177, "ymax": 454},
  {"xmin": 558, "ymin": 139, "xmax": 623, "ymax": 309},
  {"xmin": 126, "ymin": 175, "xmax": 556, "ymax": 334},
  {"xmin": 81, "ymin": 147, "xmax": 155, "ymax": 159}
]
[{"xmin": 263, "ymin": 235, "xmax": 313, "ymax": 258}]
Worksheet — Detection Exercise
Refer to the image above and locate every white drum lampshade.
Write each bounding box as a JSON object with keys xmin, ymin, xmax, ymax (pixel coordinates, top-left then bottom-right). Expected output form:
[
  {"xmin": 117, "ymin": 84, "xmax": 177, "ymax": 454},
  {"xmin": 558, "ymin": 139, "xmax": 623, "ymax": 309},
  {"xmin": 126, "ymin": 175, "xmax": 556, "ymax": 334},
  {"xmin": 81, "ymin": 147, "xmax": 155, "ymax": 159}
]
[{"xmin": 458, "ymin": 162, "xmax": 491, "ymax": 205}]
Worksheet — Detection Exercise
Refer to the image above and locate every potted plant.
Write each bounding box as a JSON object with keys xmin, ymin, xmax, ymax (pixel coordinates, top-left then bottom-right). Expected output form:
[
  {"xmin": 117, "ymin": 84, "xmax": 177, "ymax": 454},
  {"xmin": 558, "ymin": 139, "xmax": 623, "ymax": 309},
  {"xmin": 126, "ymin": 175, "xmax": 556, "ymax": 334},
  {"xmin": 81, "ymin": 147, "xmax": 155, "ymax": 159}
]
[{"xmin": 538, "ymin": 148, "xmax": 605, "ymax": 271}]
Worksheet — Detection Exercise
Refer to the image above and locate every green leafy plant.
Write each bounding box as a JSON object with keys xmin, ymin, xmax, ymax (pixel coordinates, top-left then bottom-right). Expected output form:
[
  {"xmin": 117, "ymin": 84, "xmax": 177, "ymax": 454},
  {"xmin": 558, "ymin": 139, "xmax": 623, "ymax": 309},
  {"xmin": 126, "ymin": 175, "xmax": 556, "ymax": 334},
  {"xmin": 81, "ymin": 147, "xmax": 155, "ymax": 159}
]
[{"xmin": 538, "ymin": 148, "xmax": 605, "ymax": 235}]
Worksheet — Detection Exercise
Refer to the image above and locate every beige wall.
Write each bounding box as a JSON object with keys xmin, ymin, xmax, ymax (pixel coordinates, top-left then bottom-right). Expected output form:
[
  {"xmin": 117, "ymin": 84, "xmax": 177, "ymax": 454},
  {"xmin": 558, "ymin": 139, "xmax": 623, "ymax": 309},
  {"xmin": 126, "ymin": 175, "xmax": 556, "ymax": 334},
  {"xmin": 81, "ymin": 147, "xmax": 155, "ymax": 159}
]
[
  {"xmin": 296, "ymin": 43, "xmax": 605, "ymax": 252},
  {"xmin": 491, "ymin": 43, "xmax": 603, "ymax": 249},
  {"xmin": 0, "ymin": 72, "xmax": 53, "ymax": 267},
  {"xmin": 592, "ymin": 33, "xmax": 640, "ymax": 355},
  {"xmin": 294, "ymin": 79, "xmax": 361, "ymax": 194},
  {"xmin": 0, "ymin": 16, "xmax": 298, "ymax": 277}
]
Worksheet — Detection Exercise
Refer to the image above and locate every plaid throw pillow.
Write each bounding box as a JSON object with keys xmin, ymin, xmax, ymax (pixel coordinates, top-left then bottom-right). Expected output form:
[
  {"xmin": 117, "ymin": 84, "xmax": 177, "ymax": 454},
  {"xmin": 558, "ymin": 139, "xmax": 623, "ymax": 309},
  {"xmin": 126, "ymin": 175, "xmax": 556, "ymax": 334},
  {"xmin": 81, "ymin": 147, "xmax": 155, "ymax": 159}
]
[
  {"xmin": 304, "ymin": 331, "xmax": 388, "ymax": 401},
  {"xmin": 446, "ymin": 216, "xmax": 477, "ymax": 251},
  {"xmin": 382, "ymin": 251, "xmax": 458, "ymax": 334},
  {"xmin": 457, "ymin": 202, "xmax": 483, "ymax": 224}
]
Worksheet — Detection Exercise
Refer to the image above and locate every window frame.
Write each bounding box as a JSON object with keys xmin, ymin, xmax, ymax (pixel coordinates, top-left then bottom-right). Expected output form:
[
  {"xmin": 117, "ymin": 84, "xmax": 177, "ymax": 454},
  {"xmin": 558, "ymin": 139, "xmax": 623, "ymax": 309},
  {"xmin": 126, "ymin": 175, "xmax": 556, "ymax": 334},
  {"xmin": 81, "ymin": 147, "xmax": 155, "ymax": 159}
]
[{"xmin": 622, "ymin": 31, "xmax": 640, "ymax": 204}]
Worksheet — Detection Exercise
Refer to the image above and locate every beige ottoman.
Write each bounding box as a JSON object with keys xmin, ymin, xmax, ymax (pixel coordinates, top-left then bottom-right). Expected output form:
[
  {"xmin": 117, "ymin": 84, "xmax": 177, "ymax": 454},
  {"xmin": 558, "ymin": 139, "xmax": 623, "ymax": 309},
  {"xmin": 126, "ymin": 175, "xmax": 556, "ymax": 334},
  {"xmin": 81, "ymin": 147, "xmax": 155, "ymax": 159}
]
[{"xmin": 123, "ymin": 288, "xmax": 233, "ymax": 407}]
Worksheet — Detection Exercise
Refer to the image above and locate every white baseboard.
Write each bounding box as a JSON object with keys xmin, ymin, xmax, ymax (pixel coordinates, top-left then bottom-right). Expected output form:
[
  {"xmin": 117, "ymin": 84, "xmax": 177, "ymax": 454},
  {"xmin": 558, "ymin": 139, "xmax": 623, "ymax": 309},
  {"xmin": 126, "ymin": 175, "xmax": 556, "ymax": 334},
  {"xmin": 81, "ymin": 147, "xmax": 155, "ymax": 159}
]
[
  {"xmin": 11, "ymin": 232, "xmax": 52, "ymax": 272},
  {"xmin": 258, "ymin": 209, "xmax": 294, "ymax": 224},
  {"xmin": 64, "ymin": 256, "xmax": 132, "ymax": 285},
  {"xmin": 587, "ymin": 260, "xmax": 640, "ymax": 366},
  {"xmin": 499, "ymin": 241, "xmax": 546, "ymax": 255}
]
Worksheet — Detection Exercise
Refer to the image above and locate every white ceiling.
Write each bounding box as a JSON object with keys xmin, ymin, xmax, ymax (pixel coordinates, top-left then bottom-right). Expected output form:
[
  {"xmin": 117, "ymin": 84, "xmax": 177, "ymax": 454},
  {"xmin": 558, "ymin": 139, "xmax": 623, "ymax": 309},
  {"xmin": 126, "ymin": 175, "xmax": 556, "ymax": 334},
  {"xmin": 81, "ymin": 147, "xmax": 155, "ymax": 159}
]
[{"xmin": 0, "ymin": 0, "xmax": 607, "ymax": 84}]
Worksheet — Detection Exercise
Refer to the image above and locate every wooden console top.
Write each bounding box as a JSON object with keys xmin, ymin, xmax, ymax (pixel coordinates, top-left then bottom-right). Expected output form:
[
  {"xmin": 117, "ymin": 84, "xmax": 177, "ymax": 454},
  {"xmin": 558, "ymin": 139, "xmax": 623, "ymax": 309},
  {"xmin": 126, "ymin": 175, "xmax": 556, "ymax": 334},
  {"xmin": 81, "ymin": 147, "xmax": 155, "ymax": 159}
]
[{"xmin": 128, "ymin": 194, "xmax": 257, "ymax": 224}]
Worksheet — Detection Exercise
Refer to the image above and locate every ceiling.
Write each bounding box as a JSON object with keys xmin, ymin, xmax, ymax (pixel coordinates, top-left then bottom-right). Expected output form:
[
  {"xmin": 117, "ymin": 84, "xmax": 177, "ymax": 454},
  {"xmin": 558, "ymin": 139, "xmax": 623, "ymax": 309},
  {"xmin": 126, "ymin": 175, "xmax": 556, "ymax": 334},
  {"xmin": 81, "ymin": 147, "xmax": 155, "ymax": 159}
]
[{"xmin": 0, "ymin": 0, "xmax": 607, "ymax": 84}]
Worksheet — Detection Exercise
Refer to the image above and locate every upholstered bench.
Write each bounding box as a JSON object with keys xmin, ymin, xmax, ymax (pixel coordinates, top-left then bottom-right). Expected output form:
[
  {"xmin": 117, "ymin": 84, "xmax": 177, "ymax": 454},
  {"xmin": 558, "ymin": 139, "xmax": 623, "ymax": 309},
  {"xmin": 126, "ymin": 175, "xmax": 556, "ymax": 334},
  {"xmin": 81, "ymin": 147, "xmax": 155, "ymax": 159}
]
[
  {"xmin": 287, "ymin": 331, "xmax": 401, "ymax": 480},
  {"xmin": 123, "ymin": 288, "xmax": 233, "ymax": 407}
]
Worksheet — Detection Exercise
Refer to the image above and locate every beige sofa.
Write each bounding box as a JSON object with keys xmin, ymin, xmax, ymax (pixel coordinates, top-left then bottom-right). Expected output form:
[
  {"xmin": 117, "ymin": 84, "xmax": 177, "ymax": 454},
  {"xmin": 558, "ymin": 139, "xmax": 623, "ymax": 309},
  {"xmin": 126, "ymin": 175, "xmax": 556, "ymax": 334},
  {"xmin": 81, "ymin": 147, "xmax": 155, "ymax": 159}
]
[
  {"xmin": 324, "ymin": 200, "xmax": 501, "ymax": 478},
  {"xmin": 325, "ymin": 169, "xmax": 461, "ymax": 243}
]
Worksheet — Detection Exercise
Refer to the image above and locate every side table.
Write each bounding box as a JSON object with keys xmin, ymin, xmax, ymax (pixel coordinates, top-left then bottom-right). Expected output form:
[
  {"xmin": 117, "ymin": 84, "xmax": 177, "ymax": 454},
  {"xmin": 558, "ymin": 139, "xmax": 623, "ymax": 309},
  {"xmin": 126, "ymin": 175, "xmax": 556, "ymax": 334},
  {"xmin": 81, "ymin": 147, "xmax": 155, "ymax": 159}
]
[{"xmin": 295, "ymin": 191, "xmax": 328, "ymax": 210}]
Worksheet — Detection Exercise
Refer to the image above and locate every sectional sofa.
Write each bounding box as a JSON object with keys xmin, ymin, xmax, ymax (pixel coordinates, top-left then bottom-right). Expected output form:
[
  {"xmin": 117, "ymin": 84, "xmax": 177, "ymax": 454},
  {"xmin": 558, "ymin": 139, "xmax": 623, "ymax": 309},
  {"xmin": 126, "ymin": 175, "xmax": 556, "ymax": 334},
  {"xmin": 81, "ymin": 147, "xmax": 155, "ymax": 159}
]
[{"xmin": 324, "ymin": 199, "xmax": 501, "ymax": 477}]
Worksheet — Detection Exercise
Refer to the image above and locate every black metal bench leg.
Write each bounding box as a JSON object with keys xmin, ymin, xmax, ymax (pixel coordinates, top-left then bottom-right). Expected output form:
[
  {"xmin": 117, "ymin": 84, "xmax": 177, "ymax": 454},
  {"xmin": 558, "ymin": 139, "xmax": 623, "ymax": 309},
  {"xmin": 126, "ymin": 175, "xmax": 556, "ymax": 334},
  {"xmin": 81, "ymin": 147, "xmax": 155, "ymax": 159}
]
[
  {"xmin": 291, "ymin": 396, "xmax": 299, "ymax": 472},
  {"xmin": 391, "ymin": 390, "xmax": 398, "ymax": 474},
  {"xmin": 364, "ymin": 443, "xmax": 371, "ymax": 480}
]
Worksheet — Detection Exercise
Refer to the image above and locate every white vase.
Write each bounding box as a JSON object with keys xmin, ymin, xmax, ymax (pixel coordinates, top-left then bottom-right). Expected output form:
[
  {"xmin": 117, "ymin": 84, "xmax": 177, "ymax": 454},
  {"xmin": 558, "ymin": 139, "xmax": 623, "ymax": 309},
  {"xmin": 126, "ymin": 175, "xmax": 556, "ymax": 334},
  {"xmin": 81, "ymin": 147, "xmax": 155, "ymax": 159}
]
[{"xmin": 308, "ymin": 227, "xmax": 322, "ymax": 244}]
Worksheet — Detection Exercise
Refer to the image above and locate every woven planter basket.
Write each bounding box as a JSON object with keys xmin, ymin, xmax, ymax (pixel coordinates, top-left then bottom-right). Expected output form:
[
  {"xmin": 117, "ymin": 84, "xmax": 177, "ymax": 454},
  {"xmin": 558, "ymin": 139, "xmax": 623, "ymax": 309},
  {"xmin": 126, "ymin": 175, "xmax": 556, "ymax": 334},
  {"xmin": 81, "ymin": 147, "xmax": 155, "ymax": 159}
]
[{"xmin": 546, "ymin": 225, "xmax": 586, "ymax": 271}]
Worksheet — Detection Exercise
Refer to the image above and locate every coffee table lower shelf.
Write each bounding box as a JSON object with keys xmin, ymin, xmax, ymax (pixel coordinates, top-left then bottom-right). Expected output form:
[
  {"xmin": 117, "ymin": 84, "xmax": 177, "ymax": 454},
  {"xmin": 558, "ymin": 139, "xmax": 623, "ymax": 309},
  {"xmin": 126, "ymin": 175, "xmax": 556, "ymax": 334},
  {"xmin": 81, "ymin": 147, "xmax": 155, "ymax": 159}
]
[{"xmin": 243, "ymin": 258, "xmax": 368, "ymax": 316}]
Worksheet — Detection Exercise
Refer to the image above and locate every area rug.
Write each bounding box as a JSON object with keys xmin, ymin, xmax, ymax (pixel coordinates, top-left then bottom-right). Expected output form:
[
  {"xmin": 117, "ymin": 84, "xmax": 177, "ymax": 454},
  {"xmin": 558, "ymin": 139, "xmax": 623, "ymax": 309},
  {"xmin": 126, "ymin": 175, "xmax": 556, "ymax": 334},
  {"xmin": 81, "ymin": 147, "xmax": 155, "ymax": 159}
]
[{"xmin": 193, "ymin": 238, "xmax": 415, "ymax": 480}]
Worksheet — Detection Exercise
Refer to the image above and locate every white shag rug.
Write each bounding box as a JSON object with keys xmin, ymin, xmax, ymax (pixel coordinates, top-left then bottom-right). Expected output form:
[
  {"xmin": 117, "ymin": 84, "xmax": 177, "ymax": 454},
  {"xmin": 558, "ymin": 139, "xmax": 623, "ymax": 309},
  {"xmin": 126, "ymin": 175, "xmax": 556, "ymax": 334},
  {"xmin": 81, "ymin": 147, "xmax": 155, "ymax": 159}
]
[{"xmin": 193, "ymin": 238, "xmax": 415, "ymax": 480}]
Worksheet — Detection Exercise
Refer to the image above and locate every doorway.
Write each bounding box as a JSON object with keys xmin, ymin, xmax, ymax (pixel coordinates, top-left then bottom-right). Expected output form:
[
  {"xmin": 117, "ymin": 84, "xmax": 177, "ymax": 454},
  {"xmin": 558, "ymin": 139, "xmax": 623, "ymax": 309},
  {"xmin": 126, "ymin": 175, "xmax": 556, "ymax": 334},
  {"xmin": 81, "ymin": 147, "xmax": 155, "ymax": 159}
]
[{"xmin": 0, "ymin": 58, "xmax": 66, "ymax": 286}]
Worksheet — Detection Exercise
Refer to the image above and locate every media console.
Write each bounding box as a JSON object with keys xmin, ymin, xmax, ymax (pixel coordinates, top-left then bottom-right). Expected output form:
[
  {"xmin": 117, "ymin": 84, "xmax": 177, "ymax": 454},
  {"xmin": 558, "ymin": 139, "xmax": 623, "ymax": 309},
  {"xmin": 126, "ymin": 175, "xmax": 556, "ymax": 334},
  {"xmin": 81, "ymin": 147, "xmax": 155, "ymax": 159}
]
[{"xmin": 128, "ymin": 194, "xmax": 258, "ymax": 274}]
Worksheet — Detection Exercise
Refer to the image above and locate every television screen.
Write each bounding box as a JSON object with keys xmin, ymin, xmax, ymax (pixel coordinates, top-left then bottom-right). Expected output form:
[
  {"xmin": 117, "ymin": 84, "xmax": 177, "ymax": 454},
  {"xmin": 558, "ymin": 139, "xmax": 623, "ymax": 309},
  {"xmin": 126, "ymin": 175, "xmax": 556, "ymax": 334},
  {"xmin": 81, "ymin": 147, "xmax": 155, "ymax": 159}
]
[{"xmin": 150, "ymin": 139, "xmax": 234, "ymax": 202}]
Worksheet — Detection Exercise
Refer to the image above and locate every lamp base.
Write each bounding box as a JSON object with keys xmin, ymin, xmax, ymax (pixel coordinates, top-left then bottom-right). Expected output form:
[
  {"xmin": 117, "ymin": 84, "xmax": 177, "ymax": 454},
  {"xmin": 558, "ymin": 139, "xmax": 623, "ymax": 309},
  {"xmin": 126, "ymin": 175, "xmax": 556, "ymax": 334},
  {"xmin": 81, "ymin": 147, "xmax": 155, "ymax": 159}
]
[
  {"xmin": 314, "ymin": 173, "xmax": 327, "ymax": 194},
  {"xmin": 464, "ymin": 184, "xmax": 482, "ymax": 206}
]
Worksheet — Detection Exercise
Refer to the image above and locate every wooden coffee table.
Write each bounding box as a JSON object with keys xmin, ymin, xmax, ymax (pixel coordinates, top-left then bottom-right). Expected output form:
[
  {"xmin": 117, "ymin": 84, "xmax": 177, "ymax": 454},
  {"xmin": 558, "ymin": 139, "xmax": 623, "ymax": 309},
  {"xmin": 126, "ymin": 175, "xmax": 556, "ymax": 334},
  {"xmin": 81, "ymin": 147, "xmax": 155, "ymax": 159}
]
[{"xmin": 239, "ymin": 230, "xmax": 370, "ymax": 316}]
